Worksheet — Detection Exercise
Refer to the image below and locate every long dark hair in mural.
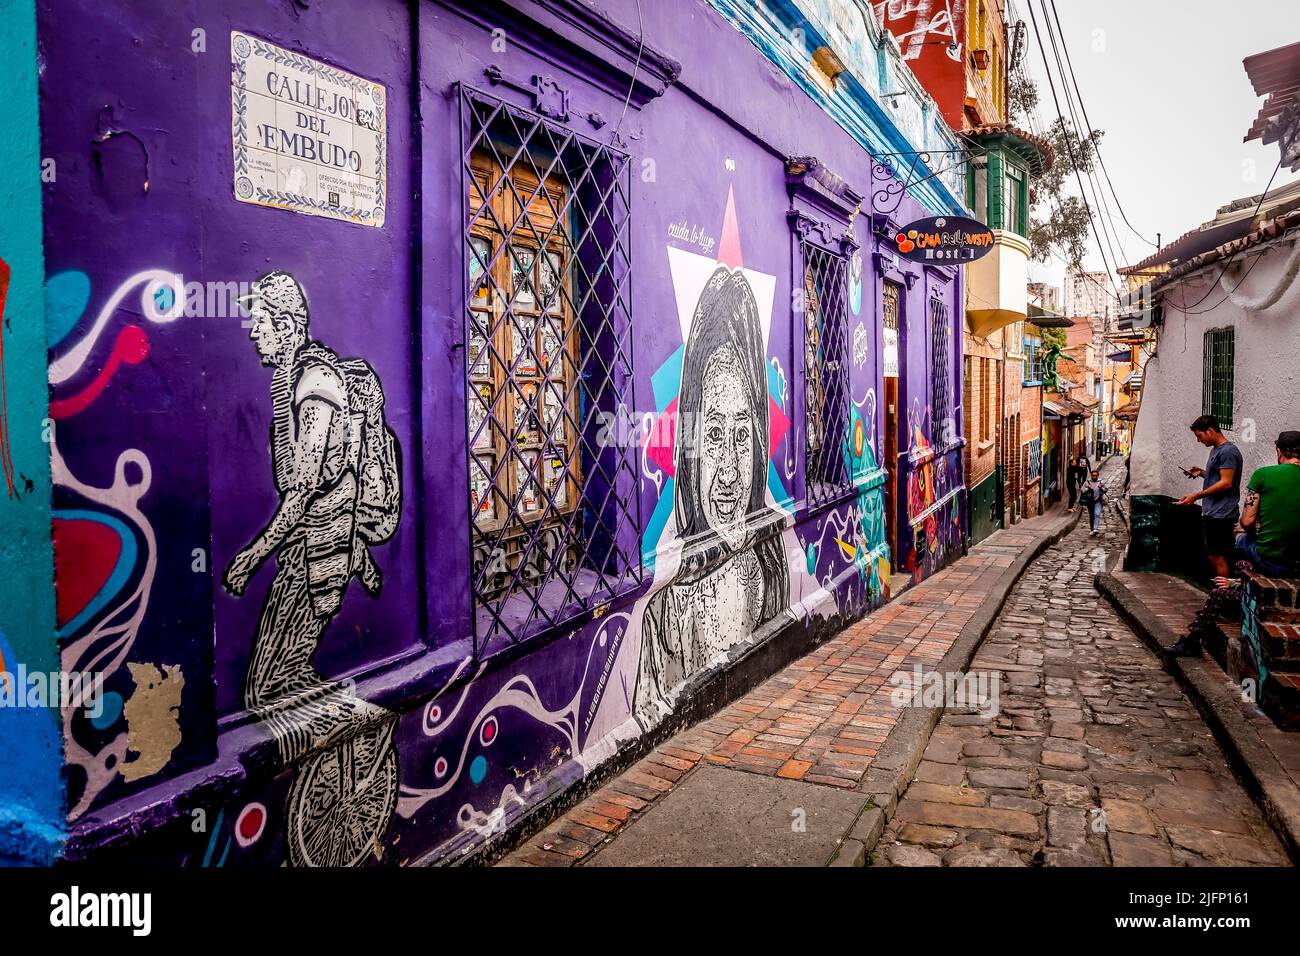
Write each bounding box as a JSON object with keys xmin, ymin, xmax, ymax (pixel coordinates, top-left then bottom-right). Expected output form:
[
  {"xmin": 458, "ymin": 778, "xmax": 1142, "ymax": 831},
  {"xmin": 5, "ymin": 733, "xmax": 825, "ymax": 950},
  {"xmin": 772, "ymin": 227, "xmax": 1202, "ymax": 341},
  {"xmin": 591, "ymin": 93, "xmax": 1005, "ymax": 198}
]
[
  {"xmin": 634, "ymin": 267, "xmax": 789, "ymax": 728},
  {"xmin": 222, "ymin": 271, "xmax": 402, "ymax": 866}
]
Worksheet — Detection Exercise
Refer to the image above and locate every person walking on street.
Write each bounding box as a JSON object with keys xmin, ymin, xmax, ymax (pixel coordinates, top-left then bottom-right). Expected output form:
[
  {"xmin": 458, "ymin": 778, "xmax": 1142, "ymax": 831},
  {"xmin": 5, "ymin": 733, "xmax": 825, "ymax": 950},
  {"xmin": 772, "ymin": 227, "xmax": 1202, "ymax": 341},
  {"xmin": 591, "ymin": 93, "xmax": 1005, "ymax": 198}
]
[
  {"xmin": 1080, "ymin": 468, "xmax": 1105, "ymax": 535},
  {"xmin": 1066, "ymin": 455, "xmax": 1089, "ymax": 512},
  {"xmin": 1177, "ymin": 415, "xmax": 1242, "ymax": 581}
]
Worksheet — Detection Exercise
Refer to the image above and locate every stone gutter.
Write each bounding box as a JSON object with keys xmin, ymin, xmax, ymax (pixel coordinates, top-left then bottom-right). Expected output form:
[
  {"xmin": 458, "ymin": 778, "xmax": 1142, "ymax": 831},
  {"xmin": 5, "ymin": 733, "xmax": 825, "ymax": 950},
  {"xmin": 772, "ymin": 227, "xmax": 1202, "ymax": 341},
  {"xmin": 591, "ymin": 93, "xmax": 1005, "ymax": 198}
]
[{"xmin": 835, "ymin": 504, "xmax": 1083, "ymax": 864}]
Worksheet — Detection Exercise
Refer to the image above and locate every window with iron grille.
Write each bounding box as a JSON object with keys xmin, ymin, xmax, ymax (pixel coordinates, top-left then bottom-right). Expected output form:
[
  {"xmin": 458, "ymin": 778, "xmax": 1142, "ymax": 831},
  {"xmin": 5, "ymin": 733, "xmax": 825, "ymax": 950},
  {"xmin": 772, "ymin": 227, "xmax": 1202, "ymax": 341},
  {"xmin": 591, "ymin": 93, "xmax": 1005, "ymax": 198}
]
[
  {"xmin": 1202, "ymin": 327, "xmax": 1234, "ymax": 429},
  {"xmin": 461, "ymin": 86, "xmax": 640, "ymax": 651},
  {"xmin": 930, "ymin": 297, "xmax": 951, "ymax": 442},
  {"xmin": 802, "ymin": 240, "xmax": 852, "ymax": 506},
  {"xmin": 1026, "ymin": 436, "xmax": 1042, "ymax": 483}
]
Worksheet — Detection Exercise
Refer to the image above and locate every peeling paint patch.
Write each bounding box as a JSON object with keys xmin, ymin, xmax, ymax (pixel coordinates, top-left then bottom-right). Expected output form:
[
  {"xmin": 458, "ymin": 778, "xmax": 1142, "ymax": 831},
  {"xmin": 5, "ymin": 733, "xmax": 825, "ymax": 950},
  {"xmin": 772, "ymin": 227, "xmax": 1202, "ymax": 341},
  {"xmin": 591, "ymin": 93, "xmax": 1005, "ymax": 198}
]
[{"xmin": 120, "ymin": 662, "xmax": 184, "ymax": 782}]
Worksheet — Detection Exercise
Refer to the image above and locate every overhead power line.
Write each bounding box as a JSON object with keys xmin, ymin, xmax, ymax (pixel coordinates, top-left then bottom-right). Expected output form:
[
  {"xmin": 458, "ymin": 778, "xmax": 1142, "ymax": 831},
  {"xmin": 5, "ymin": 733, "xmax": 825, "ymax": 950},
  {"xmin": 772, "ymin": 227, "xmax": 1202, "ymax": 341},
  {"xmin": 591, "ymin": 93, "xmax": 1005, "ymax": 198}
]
[
  {"xmin": 1047, "ymin": 0, "xmax": 1159, "ymax": 251},
  {"xmin": 1026, "ymin": 0, "xmax": 1122, "ymax": 303},
  {"xmin": 1174, "ymin": 153, "xmax": 1284, "ymax": 316},
  {"xmin": 1038, "ymin": 0, "xmax": 1130, "ymax": 274}
]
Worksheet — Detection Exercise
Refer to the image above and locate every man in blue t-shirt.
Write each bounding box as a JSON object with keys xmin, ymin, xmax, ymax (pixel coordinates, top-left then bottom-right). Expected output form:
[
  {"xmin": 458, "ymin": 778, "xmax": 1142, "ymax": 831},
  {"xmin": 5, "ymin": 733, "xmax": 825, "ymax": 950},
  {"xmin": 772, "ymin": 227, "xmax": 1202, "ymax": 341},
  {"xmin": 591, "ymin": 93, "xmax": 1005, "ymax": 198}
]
[{"xmin": 1177, "ymin": 414, "xmax": 1242, "ymax": 580}]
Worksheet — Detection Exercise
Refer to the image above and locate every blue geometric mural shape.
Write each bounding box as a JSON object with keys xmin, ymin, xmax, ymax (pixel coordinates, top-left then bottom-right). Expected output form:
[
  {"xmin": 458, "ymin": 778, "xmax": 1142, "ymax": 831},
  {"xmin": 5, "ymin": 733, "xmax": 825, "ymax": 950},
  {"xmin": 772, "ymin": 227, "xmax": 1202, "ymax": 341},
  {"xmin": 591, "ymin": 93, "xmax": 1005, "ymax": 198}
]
[
  {"xmin": 642, "ymin": 476, "xmax": 676, "ymax": 574},
  {"xmin": 45, "ymin": 270, "xmax": 91, "ymax": 349},
  {"xmin": 650, "ymin": 345, "xmax": 684, "ymax": 413}
]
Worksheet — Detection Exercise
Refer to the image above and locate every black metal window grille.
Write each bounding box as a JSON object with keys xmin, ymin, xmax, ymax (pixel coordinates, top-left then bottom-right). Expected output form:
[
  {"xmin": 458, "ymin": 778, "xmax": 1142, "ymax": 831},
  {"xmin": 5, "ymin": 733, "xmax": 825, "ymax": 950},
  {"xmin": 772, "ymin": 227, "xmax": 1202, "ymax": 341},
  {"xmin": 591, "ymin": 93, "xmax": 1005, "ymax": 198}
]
[
  {"xmin": 929, "ymin": 297, "xmax": 951, "ymax": 443},
  {"xmin": 1202, "ymin": 327, "xmax": 1234, "ymax": 429},
  {"xmin": 460, "ymin": 86, "xmax": 640, "ymax": 652},
  {"xmin": 801, "ymin": 240, "xmax": 853, "ymax": 507},
  {"xmin": 1026, "ymin": 436, "xmax": 1042, "ymax": 483}
]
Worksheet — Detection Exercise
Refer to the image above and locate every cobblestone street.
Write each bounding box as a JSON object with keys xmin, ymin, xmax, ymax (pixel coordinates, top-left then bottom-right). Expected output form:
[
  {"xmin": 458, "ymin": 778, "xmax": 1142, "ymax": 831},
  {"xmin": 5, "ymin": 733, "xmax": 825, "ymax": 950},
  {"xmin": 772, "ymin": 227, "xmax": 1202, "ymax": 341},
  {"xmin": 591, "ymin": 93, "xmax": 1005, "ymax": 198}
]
[{"xmin": 876, "ymin": 470, "xmax": 1292, "ymax": 867}]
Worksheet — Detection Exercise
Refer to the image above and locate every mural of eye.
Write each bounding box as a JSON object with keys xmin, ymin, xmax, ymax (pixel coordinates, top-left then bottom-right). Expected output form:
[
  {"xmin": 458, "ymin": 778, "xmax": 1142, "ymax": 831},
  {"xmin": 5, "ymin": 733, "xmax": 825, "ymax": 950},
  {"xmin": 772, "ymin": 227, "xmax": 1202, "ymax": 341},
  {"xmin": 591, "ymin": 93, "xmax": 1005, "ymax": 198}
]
[
  {"xmin": 234, "ymin": 802, "xmax": 268, "ymax": 848},
  {"xmin": 479, "ymin": 714, "xmax": 499, "ymax": 747}
]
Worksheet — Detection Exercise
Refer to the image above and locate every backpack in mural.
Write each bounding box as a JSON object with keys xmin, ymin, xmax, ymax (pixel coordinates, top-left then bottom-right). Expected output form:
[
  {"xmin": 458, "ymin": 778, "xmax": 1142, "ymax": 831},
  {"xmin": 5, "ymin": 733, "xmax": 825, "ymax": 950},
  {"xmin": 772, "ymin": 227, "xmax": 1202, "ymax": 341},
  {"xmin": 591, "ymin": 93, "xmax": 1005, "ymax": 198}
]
[
  {"xmin": 338, "ymin": 355, "xmax": 402, "ymax": 546},
  {"xmin": 297, "ymin": 341, "xmax": 402, "ymax": 547}
]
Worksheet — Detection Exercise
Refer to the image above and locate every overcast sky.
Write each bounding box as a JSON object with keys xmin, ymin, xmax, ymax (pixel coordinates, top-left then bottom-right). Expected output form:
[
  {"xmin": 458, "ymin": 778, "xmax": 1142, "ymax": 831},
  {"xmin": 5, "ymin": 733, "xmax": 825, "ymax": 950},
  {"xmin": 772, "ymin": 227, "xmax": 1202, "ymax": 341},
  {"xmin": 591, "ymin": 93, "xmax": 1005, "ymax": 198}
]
[{"xmin": 1019, "ymin": 0, "xmax": 1300, "ymax": 291}]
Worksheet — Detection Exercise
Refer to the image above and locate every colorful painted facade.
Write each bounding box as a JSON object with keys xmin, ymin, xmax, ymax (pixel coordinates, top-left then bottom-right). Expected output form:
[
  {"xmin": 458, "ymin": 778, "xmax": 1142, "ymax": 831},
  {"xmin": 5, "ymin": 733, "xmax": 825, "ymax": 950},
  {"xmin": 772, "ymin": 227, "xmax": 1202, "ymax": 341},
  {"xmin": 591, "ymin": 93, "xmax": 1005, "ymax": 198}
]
[
  {"xmin": 0, "ymin": 0, "xmax": 63, "ymax": 865},
  {"xmin": 3, "ymin": 0, "xmax": 966, "ymax": 866}
]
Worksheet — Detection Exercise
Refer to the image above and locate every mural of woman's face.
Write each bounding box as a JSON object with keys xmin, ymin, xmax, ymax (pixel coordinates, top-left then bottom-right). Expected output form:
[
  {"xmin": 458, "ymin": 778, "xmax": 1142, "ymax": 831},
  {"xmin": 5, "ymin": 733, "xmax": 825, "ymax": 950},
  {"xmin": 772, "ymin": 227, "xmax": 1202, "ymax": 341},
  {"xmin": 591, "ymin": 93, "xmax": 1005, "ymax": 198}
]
[{"xmin": 699, "ymin": 343, "xmax": 753, "ymax": 549}]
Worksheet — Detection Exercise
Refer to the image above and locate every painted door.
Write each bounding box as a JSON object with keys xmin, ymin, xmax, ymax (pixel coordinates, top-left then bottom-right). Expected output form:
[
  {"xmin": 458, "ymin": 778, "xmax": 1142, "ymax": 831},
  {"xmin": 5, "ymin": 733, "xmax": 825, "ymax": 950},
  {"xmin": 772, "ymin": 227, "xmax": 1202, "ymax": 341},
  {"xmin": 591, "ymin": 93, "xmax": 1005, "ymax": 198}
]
[{"xmin": 884, "ymin": 375, "xmax": 898, "ymax": 560}]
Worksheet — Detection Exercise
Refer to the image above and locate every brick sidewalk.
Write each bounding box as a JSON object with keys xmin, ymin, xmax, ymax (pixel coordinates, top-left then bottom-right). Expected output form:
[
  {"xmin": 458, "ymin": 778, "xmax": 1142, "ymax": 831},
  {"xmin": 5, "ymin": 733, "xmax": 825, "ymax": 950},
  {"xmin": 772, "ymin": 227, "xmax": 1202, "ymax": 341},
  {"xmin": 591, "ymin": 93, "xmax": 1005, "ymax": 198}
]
[{"xmin": 501, "ymin": 509, "xmax": 1074, "ymax": 867}]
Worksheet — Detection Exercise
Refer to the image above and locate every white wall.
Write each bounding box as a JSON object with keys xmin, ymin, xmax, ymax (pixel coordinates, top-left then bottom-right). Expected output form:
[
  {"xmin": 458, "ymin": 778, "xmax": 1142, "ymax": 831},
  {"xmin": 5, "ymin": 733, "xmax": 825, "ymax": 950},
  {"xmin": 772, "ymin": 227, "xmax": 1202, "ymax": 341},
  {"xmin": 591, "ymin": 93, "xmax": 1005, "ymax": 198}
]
[{"xmin": 1131, "ymin": 234, "xmax": 1300, "ymax": 500}]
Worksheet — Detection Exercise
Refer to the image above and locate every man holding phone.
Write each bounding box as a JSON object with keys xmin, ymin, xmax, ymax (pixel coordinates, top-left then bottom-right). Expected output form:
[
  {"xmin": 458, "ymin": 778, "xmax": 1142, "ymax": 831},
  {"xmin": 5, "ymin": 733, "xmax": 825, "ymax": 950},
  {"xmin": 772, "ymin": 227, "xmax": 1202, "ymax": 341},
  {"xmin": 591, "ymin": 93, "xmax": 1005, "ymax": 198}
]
[
  {"xmin": 1177, "ymin": 415, "xmax": 1242, "ymax": 580},
  {"xmin": 1170, "ymin": 431, "xmax": 1300, "ymax": 657}
]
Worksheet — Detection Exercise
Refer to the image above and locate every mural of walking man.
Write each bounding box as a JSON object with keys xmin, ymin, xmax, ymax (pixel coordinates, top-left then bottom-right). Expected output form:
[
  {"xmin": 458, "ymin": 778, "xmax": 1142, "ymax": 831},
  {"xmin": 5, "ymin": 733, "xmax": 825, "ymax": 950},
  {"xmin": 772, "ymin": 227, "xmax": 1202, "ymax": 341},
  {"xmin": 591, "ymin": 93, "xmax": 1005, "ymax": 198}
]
[{"xmin": 224, "ymin": 271, "xmax": 403, "ymax": 866}]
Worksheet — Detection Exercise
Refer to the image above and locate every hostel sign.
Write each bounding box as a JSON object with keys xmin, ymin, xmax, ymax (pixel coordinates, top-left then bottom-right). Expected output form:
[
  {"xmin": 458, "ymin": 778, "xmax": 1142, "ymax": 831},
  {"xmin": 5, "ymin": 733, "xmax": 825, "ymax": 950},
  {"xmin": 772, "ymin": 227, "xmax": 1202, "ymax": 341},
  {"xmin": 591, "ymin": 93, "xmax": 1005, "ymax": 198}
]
[
  {"xmin": 231, "ymin": 32, "xmax": 386, "ymax": 227},
  {"xmin": 891, "ymin": 215, "xmax": 994, "ymax": 264}
]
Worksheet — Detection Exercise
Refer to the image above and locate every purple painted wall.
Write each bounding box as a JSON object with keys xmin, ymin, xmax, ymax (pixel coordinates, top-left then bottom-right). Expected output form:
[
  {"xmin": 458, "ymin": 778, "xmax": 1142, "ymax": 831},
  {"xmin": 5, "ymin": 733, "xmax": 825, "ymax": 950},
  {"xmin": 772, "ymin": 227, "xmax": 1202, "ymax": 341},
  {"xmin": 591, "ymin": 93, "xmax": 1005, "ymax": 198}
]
[{"xmin": 37, "ymin": 0, "xmax": 964, "ymax": 865}]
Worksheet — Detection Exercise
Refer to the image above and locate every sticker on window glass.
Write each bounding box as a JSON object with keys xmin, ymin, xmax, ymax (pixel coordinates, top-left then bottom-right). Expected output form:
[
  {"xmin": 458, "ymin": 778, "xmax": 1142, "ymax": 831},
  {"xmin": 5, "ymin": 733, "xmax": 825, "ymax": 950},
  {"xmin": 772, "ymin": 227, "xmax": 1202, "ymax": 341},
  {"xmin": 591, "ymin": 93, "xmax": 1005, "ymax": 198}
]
[
  {"xmin": 540, "ymin": 251, "xmax": 563, "ymax": 312},
  {"xmin": 543, "ymin": 382, "xmax": 564, "ymax": 441},
  {"xmin": 469, "ymin": 310, "xmax": 490, "ymax": 377},
  {"xmin": 513, "ymin": 314, "xmax": 539, "ymax": 376},
  {"xmin": 470, "ymin": 236, "xmax": 492, "ymax": 306},
  {"xmin": 471, "ymin": 455, "xmax": 495, "ymax": 523},
  {"xmin": 516, "ymin": 453, "xmax": 541, "ymax": 515},
  {"xmin": 517, "ymin": 383, "xmax": 541, "ymax": 445},
  {"xmin": 469, "ymin": 334, "xmax": 488, "ymax": 377},
  {"xmin": 540, "ymin": 316, "xmax": 563, "ymax": 376},
  {"xmin": 545, "ymin": 454, "xmax": 567, "ymax": 509},
  {"xmin": 510, "ymin": 246, "xmax": 537, "ymax": 310},
  {"xmin": 470, "ymin": 383, "xmax": 493, "ymax": 450},
  {"xmin": 230, "ymin": 32, "xmax": 386, "ymax": 227}
]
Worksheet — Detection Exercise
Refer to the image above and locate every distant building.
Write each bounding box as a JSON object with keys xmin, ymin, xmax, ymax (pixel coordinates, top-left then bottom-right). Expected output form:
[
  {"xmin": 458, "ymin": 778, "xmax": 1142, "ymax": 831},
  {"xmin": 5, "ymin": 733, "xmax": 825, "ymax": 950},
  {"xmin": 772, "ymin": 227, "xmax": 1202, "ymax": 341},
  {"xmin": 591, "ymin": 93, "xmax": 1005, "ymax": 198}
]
[
  {"xmin": 1026, "ymin": 280, "xmax": 1061, "ymax": 314},
  {"xmin": 1063, "ymin": 269, "xmax": 1114, "ymax": 322}
]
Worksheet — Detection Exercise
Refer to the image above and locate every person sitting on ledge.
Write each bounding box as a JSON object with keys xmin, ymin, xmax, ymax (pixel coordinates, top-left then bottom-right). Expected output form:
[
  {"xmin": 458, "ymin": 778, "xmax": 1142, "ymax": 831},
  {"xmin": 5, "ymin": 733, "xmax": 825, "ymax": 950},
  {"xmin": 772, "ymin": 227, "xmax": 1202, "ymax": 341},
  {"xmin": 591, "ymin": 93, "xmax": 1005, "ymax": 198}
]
[
  {"xmin": 1170, "ymin": 431, "xmax": 1300, "ymax": 657},
  {"xmin": 1234, "ymin": 430, "xmax": 1300, "ymax": 578}
]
